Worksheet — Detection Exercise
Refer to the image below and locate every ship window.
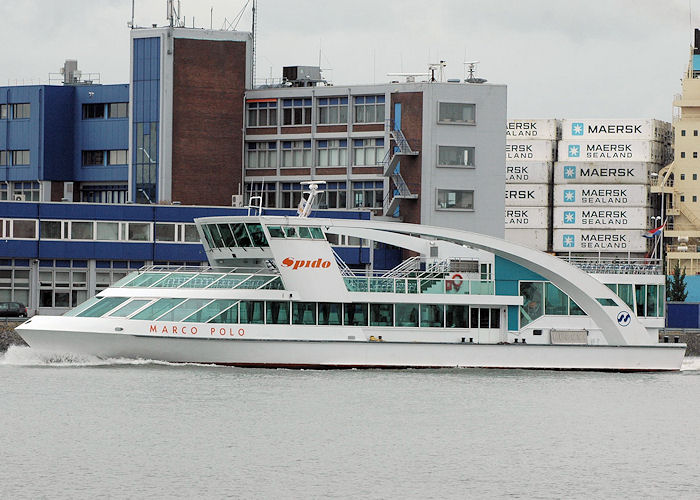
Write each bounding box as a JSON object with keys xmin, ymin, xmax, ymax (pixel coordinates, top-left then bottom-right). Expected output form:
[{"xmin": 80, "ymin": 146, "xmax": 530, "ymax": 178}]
[
  {"xmin": 446, "ymin": 305, "xmax": 469, "ymax": 328},
  {"xmin": 151, "ymin": 273, "xmax": 197, "ymax": 288},
  {"xmin": 240, "ymin": 300, "xmax": 264, "ymax": 324},
  {"xmin": 232, "ymin": 223, "xmax": 252, "ymax": 247},
  {"xmin": 268, "ymin": 226, "xmax": 285, "ymax": 238},
  {"xmin": 266, "ymin": 301, "xmax": 290, "ymax": 324},
  {"xmin": 131, "ymin": 298, "xmax": 186, "ymax": 320},
  {"xmin": 310, "ymin": 227, "xmax": 324, "ymax": 239},
  {"xmin": 617, "ymin": 284, "xmax": 634, "ymax": 309},
  {"xmin": 209, "ymin": 275, "xmax": 249, "ymax": 289},
  {"xmin": 646, "ymin": 285, "xmax": 658, "ymax": 317},
  {"xmin": 246, "ymin": 223, "xmax": 268, "ymax": 246},
  {"xmin": 218, "ymin": 224, "xmax": 236, "ymax": 247},
  {"xmin": 206, "ymin": 301, "xmax": 239, "ymax": 324},
  {"xmin": 395, "ymin": 303, "xmax": 419, "ymax": 327},
  {"xmin": 63, "ymin": 296, "xmax": 101, "ymax": 316},
  {"xmin": 490, "ymin": 308, "xmax": 500, "ymax": 328},
  {"xmin": 76, "ymin": 296, "xmax": 129, "ymax": 317},
  {"xmin": 520, "ymin": 281, "xmax": 544, "ymax": 326},
  {"xmin": 569, "ymin": 299, "xmax": 585, "ymax": 315},
  {"xmin": 208, "ymin": 224, "xmax": 224, "ymax": 248},
  {"xmin": 344, "ymin": 303, "xmax": 368, "ymax": 326},
  {"xmin": 298, "ymin": 226, "xmax": 312, "ymax": 239},
  {"xmin": 635, "ymin": 285, "xmax": 645, "ymax": 317},
  {"xmin": 237, "ymin": 276, "xmax": 277, "ymax": 289},
  {"xmin": 318, "ymin": 302, "xmax": 342, "ymax": 325},
  {"xmin": 420, "ymin": 304, "xmax": 444, "ymax": 327},
  {"xmin": 545, "ymin": 283, "xmax": 568, "ymax": 315},
  {"xmin": 596, "ymin": 298, "xmax": 617, "ymax": 307},
  {"xmin": 157, "ymin": 299, "xmax": 213, "ymax": 322},
  {"xmin": 261, "ymin": 276, "xmax": 284, "ymax": 290},
  {"xmin": 182, "ymin": 273, "xmax": 224, "ymax": 288},
  {"xmin": 370, "ymin": 303, "xmax": 393, "ymax": 327},
  {"xmin": 292, "ymin": 302, "xmax": 316, "ymax": 325},
  {"xmin": 183, "ymin": 299, "xmax": 237, "ymax": 323},
  {"xmin": 201, "ymin": 224, "xmax": 215, "ymax": 249},
  {"xmin": 479, "ymin": 308, "xmax": 490, "ymax": 328},
  {"xmin": 108, "ymin": 299, "xmax": 151, "ymax": 317},
  {"xmin": 123, "ymin": 272, "xmax": 169, "ymax": 288}
]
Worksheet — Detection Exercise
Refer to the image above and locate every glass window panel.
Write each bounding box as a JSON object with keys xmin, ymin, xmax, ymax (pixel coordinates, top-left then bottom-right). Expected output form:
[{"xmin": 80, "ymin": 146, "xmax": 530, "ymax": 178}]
[
  {"xmin": 181, "ymin": 273, "xmax": 224, "ymax": 288},
  {"xmin": 70, "ymin": 221, "xmax": 93, "ymax": 240},
  {"xmin": 318, "ymin": 302, "xmax": 342, "ymax": 325},
  {"xmin": 246, "ymin": 223, "xmax": 268, "ymax": 246},
  {"xmin": 151, "ymin": 273, "xmax": 197, "ymax": 288},
  {"xmin": 41, "ymin": 221, "xmax": 62, "ymax": 239},
  {"xmin": 157, "ymin": 299, "xmax": 212, "ymax": 322},
  {"xmin": 617, "ymin": 284, "xmax": 634, "ymax": 309},
  {"xmin": 128, "ymin": 223, "xmax": 150, "ymax": 241},
  {"xmin": 108, "ymin": 299, "xmax": 151, "ymax": 317},
  {"xmin": 217, "ymin": 224, "xmax": 236, "ymax": 247},
  {"xmin": 646, "ymin": 285, "xmax": 658, "ymax": 317},
  {"xmin": 208, "ymin": 224, "xmax": 224, "ymax": 248},
  {"xmin": 298, "ymin": 227, "xmax": 312, "ymax": 239},
  {"xmin": 395, "ymin": 303, "xmax": 419, "ymax": 327},
  {"xmin": 490, "ymin": 308, "xmax": 500, "ymax": 329},
  {"xmin": 370, "ymin": 303, "xmax": 393, "ymax": 326},
  {"xmin": 420, "ymin": 304, "xmax": 444, "ymax": 327},
  {"xmin": 479, "ymin": 308, "xmax": 490, "ymax": 328},
  {"xmin": 207, "ymin": 302, "xmax": 239, "ymax": 324},
  {"xmin": 520, "ymin": 281, "xmax": 544, "ymax": 326},
  {"xmin": 635, "ymin": 284, "xmax": 646, "ymax": 317},
  {"xmin": 186, "ymin": 300, "xmax": 238, "ymax": 323},
  {"xmin": 545, "ymin": 283, "xmax": 568, "ymax": 315},
  {"xmin": 268, "ymin": 226, "xmax": 285, "ymax": 238},
  {"xmin": 131, "ymin": 298, "xmax": 186, "ymax": 320},
  {"xmin": 232, "ymin": 223, "xmax": 252, "ymax": 247},
  {"xmin": 155, "ymin": 223, "xmax": 176, "ymax": 242},
  {"xmin": 344, "ymin": 303, "xmax": 368, "ymax": 326},
  {"xmin": 265, "ymin": 301, "xmax": 290, "ymax": 324},
  {"xmin": 184, "ymin": 224, "xmax": 199, "ymax": 242},
  {"xmin": 446, "ymin": 305, "xmax": 469, "ymax": 328},
  {"xmin": 76, "ymin": 297, "xmax": 129, "ymax": 317},
  {"xmin": 240, "ymin": 300, "xmax": 264, "ymax": 324},
  {"xmin": 123, "ymin": 272, "xmax": 168, "ymax": 287},
  {"xmin": 96, "ymin": 222, "xmax": 119, "ymax": 240},
  {"xmin": 63, "ymin": 296, "xmax": 101, "ymax": 316},
  {"xmin": 292, "ymin": 302, "xmax": 316, "ymax": 325},
  {"xmin": 569, "ymin": 298, "xmax": 585, "ymax": 316}
]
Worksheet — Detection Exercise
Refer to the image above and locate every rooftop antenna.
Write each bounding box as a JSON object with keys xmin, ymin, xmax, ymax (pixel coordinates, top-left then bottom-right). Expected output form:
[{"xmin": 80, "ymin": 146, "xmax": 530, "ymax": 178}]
[
  {"xmin": 464, "ymin": 61, "xmax": 487, "ymax": 83},
  {"xmin": 129, "ymin": 0, "xmax": 135, "ymax": 28},
  {"xmin": 428, "ymin": 60, "xmax": 447, "ymax": 82},
  {"xmin": 166, "ymin": 0, "xmax": 182, "ymax": 27},
  {"xmin": 252, "ymin": 0, "xmax": 257, "ymax": 88}
]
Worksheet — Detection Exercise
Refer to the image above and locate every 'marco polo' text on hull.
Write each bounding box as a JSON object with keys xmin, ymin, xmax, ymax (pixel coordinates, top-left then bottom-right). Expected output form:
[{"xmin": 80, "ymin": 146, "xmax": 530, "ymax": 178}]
[{"xmin": 15, "ymin": 186, "xmax": 685, "ymax": 372}]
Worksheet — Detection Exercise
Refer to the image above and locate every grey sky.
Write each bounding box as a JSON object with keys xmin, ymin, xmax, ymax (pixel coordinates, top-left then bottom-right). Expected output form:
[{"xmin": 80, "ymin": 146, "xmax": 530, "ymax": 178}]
[{"xmin": 0, "ymin": 0, "xmax": 696, "ymax": 120}]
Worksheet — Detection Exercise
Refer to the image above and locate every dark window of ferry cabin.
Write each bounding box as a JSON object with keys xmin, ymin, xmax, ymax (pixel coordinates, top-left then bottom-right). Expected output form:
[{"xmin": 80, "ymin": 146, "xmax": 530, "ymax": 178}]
[
  {"xmin": 232, "ymin": 223, "xmax": 252, "ymax": 247},
  {"xmin": 217, "ymin": 224, "xmax": 236, "ymax": 247},
  {"xmin": 318, "ymin": 303, "xmax": 342, "ymax": 325},
  {"xmin": 246, "ymin": 223, "xmax": 268, "ymax": 246},
  {"xmin": 240, "ymin": 300, "xmax": 264, "ymax": 324},
  {"xmin": 446, "ymin": 305, "xmax": 469, "ymax": 328},
  {"xmin": 344, "ymin": 303, "xmax": 368, "ymax": 326},
  {"xmin": 208, "ymin": 224, "xmax": 224, "ymax": 248},
  {"xmin": 395, "ymin": 303, "xmax": 418, "ymax": 327},
  {"xmin": 370, "ymin": 304, "xmax": 393, "ymax": 327},
  {"xmin": 266, "ymin": 301, "xmax": 290, "ymax": 324},
  {"xmin": 201, "ymin": 225, "xmax": 215, "ymax": 249},
  {"xmin": 292, "ymin": 302, "xmax": 316, "ymax": 325},
  {"xmin": 82, "ymin": 103, "xmax": 105, "ymax": 119},
  {"xmin": 490, "ymin": 309, "xmax": 500, "ymax": 329},
  {"xmin": 420, "ymin": 304, "xmax": 444, "ymax": 327},
  {"xmin": 635, "ymin": 285, "xmax": 645, "ymax": 317}
]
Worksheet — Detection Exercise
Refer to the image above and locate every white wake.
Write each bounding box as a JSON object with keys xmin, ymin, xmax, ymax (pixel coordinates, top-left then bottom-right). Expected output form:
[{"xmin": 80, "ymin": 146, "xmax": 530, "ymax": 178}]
[{"xmin": 681, "ymin": 356, "xmax": 700, "ymax": 371}]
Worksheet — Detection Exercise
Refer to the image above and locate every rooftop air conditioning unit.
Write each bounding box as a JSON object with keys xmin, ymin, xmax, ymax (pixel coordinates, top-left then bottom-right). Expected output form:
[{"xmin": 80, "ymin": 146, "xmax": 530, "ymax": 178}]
[
  {"xmin": 13, "ymin": 194, "xmax": 25, "ymax": 201},
  {"xmin": 231, "ymin": 194, "xmax": 244, "ymax": 207}
]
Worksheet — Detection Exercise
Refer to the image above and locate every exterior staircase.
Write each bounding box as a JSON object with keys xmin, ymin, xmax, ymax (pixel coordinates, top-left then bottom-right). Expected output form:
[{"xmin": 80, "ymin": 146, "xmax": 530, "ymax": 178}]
[{"xmin": 381, "ymin": 127, "xmax": 420, "ymax": 217}]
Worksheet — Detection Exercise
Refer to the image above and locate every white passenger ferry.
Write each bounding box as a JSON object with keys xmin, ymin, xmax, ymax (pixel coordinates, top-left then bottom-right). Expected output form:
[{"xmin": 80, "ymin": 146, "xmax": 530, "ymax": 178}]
[{"xmin": 17, "ymin": 184, "xmax": 685, "ymax": 371}]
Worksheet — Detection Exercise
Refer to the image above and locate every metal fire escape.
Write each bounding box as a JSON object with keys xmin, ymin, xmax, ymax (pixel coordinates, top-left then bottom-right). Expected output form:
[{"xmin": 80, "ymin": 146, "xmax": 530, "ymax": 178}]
[{"xmin": 381, "ymin": 123, "xmax": 419, "ymax": 216}]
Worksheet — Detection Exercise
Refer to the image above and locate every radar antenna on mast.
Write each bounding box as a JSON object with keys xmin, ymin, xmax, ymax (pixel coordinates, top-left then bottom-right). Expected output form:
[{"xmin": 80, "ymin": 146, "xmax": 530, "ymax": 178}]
[{"xmin": 464, "ymin": 61, "xmax": 487, "ymax": 84}]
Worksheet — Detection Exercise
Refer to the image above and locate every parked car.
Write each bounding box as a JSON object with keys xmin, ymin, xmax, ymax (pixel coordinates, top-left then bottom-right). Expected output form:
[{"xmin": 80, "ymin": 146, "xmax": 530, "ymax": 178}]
[{"xmin": 0, "ymin": 302, "xmax": 28, "ymax": 318}]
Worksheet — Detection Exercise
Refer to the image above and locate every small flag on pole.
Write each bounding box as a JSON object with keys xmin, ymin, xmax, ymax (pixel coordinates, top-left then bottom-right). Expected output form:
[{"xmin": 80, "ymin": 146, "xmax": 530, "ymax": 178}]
[{"xmin": 643, "ymin": 222, "xmax": 665, "ymax": 238}]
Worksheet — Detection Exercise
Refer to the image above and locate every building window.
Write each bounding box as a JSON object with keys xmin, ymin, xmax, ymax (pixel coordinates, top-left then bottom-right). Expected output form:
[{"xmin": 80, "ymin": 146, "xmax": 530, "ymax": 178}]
[
  {"xmin": 352, "ymin": 181, "xmax": 384, "ymax": 208},
  {"xmin": 247, "ymin": 99, "xmax": 278, "ymax": 127},
  {"xmin": 82, "ymin": 103, "xmax": 105, "ymax": 119},
  {"xmin": 681, "ymin": 174, "xmax": 686, "ymax": 180},
  {"xmin": 281, "ymin": 183, "xmax": 303, "ymax": 208},
  {"xmin": 246, "ymin": 142, "xmax": 277, "ymax": 168},
  {"xmin": 694, "ymin": 152, "xmax": 698, "ymax": 159},
  {"xmin": 10, "ymin": 150, "xmax": 30, "ymax": 166},
  {"xmin": 11, "ymin": 103, "xmax": 30, "ymax": 119},
  {"xmin": 321, "ymin": 182, "xmax": 347, "ymax": 209},
  {"xmin": 95, "ymin": 261, "xmax": 131, "ymax": 292},
  {"xmin": 82, "ymin": 150, "xmax": 105, "ymax": 166},
  {"xmin": 108, "ymin": 150, "xmax": 128, "ymax": 165},
  {"xmin": 0, "ymin": 104, "xmax": 7, "ymax": 119},
  {"xmin": 354, "ymin": 95, "xmax": 385, "ymax": 123},
  {"xmin": 317, "ymin": 139, "xmax": 347, "ymax": 167},
  {"xmin": 438, "ymin": 102, "xmax": 476, "ymax": 124},
  {"xmin": 352, "ymin": 138, "xmax": 385, "ymax": 166},
  {"xmin": 80, "ymin": 185, "xmax": 128, "ymax": 203},
  {"xmin": 437, "ymin": 145, "xmax": 475, "ymax": 167},
  {"xmin": 282, "ymin": 98, "xmax": 312, "ymax": 125},
  {"xmin": 281, "ymin": 141, "xmax": 312, "ymax": 167},
  {"xmin": 694, "ymin": 174, "xmax": 698, "ymax": 180},
  {"xmin": 12, "ymin": 182, "xmax": 40, "ymax": 201},
  {"xmin": 318, "ymin": 97, "xmax": 348, "ymax": 124},
  {"xmin": 437, "ymin": 189, "xmax": 474, "ymax": 210},
  {"xmin": 245, "ymin": 182, "xmax": 277, "ymax": 208},
  {"xmin": 39, "ymin": 261, "xmax": 88, "ymax": 309},
  {"xmin": 0, "ymin": 151, "xmax": 7, "ymax": 165},
  {"xmin": 694, "ymin": 196, "xmax": 698, "ymax": 202},
  {"xmin": 108, "ymin": 103, "xmax": 128, "ymax": 118},
  {"xmin": 128, "ymin": 223, "xmax": 151, "ymax": 241},
  {"xmin": 695, "ymin": 130, "xmax": 699, "ymax": 136},
  {"xmin": 681, "ymin": 195, "xmax": 686, "ymax": 202},
  {"xmin": 681, "ymin": 152, "xmax": 686, "ymax": 158},
  {"xmin": 0, "ymin": 264, "xmax": 30, "ymax": 305},
  {"xmin": 682, "ymin": 130, "xmax": 686, "ymax": 136},
  {"xmin": 40, "ymin": 220, "xmax": 63, "ymax": 239}
]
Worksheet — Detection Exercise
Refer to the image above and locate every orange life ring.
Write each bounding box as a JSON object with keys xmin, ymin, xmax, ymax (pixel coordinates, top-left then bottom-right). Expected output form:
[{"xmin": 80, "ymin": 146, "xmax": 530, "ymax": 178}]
[{"xmin": 446, "ymin": 273, "xmax": 463, "ymax": 291}]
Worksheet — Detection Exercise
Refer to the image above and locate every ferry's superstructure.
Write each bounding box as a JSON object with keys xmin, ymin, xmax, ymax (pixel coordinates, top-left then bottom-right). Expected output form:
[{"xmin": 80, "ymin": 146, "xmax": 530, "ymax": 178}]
[{"xmin": 17, "ymin": 186, "xmax": 685, "ymax": 371}]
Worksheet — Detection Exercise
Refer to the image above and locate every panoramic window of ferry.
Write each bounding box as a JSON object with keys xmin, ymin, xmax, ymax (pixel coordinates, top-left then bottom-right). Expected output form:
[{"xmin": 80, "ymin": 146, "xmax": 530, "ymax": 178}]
[
  {"xmin": 266, "ymin": 301, "xmax": 290, "ymax": 325},
  {"xmin": 569, "ymin": 298, "xmax": 585, "ymax": 316},
  {"xmin": 646, "ymin": 285, "xmax": 658, "ymax": 317},
  {"xmin": 76, "ymin": 297, "xmax": 129, "ymax": 317},
  {"xmin": 158, "ymin": 299, "xmax": 213, "ymax": 322},
  {"xmin": 298, "ymin": 226, "xmax": 312, "ymax": 239},
  {"xmin": 438, "ymin": 102, "xmax": 475, "ymax": 124},
  {"xmin": 615, "ymin": 283, "xmax": 634, "ymax": 310},
  {"xmin": 240, "ymin": 300, "xmax": 264, "ymax": 324},
  {"xmin": 318, "ymin": 303, "xmax": 342, "ymax": 325},
  {"xmin": 205, "ymin": 301, "xmax": 239, "ymax": 324},
  {"xmin": 446, "ymin": 305, "xmax": 469, "ymax": 328},
  {"xmin": 217, "ymin": 224, "xmax": 236, "ymax": 247},
  {"xmin": 183, "ymin": 300, "xmax": 236, "ymax": 323},
  {"xmin": 420, "ymin": 304, "xmax": 444, "ymax": 328},
  {"xmin": 545, "ymin": 283, "xmax": 568, "ymax": 315},
  {"xmin": 268, "ymin": 226, "xmax": 285, "ymax": 238},
  {"xmin": 370, "ymin": 304, "xmax": 393, "ymax": 327},
  {"xmin": 519, "ymin": 281, "xmax": 544, "ymax": 326},
  {"xmin": 635, "ymin": 285, "xmax": 646, "ymax": 317},
  {"xmin": 201, "ymin": 224, "xmax": 215, "ymax": 249},
  {"xmin": 131, "ymin": 298, "xmax": 185, "ymax": 320},
  {"xmin": 232, "ymin": 223, "xmax": 252, "ymax": 247},
  {"xmin": 206, "ymin": 224, "xmax": 223, "ymax": 248},
  {"xmin": 394, "ymin": 304, "xmax": 418, "ymax": 327},
  {"xmin": 283, "ymin": 226, "xmax": 298, "ymax": 238},
  {"xmin": 292, "ymin": 302, "xmax": 316, "ymax": 325},
  {"xmin": 309, "ymin": 227, "xmax": 324, "ymax": 239},
  {"xmin": 344, "ymin": 303, "xmax": 368, "ymax": 326},
  {"xmin": 246, "ymin": 223, "xmax": 268, "ymax": 247}
]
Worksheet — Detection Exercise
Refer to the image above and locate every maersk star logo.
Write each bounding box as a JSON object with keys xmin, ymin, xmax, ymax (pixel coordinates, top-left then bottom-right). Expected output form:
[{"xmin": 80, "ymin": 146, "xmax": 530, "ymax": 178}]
[
  {"xmin": 563, "ymin": 189, "xmax": 576, "ymax": 203},
  {"xmin": 568, "ymin": 144, "xmax": 581, "ymax": 158},
  {"xmin": 563, "ymin": 234, "xmax": 575, "ymax": 248},
  {"xmin": 563, "ymin": 166, "xmax": 576, "ymax": 179},
  {"xmin": 563, "ymin": 211, "xmax": 576, "ymax": 224},
  {"xmin": 571, "ymin": 122, "xmax": 584, "ymax": 136}
]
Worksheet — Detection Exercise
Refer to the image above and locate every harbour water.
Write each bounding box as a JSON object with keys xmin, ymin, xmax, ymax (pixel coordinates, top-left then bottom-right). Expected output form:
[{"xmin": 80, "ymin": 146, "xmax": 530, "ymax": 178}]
[{"xmin": 1, "ymin": 347, "xmax": 699, "ymax": 499}]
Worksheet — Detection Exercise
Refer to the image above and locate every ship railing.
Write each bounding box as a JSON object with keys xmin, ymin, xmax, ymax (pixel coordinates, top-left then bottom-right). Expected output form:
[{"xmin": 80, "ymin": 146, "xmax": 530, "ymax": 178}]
[
  {"xmin": 139, "ymin": 264, "xmax": 280, "ymax": 276},
  {"xmin": 344, "ymin": 276, "xmax": 495, "ymax": 295},
  {"xmin": 559, "ymin": 256, "xmax": 662, "ymax": 275}
]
